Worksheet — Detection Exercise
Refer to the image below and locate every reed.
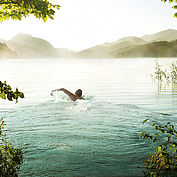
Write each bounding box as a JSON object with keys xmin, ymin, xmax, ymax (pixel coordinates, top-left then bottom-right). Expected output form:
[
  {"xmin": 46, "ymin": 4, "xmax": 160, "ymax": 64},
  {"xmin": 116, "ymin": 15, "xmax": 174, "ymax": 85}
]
[{"xmin": 152, "ymin": 60, "xmax": 177, "ymax": 85}]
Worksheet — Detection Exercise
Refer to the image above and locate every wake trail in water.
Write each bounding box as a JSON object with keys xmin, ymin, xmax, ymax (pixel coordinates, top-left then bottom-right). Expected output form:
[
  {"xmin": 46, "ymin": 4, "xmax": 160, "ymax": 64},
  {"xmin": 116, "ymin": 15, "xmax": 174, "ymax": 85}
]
[{"xmin": 49, "ymin": 90, "xmax": 176, "ymax": 121}]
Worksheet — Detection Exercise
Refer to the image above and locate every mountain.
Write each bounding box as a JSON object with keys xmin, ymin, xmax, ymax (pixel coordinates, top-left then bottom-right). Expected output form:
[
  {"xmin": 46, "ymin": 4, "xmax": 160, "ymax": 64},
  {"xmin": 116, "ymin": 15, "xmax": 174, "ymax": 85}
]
[
  {"xmin": 113, "ymin": 36, "xmax": 145, "ymax": 45},
  {"xmin": 77, "ymin": 36, "xmax": 146, "ymax": 58},
  {"xmin": 7, "ymin": 33, "xmax": 75, "ymax": 58},
  {"xmin": 7, "ymin": 33, "xmax": 57, "ymax": 58},
  {"xmin": 2, "ymin": 29, "xmax": 177, "ymax": 59},
  {"xmin": 0, "ymin": 42, "xmax": 17, "ymax": 58},
  {"xmin": 111, "ymin": 40, "xmax": 177, "ymax": 58},
  {"xmin": 142, "ymin": 29, "xmax": 177, "ymax": 42},
  {"xmin": 77, "ymin": 29, "xmax": 177, "ymax": 58}
]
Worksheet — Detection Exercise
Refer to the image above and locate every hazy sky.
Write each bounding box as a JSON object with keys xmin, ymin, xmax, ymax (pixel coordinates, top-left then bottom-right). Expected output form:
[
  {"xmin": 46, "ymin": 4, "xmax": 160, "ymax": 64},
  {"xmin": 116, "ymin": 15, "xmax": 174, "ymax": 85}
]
[{"xmin": 0, "ymin": 0, "xmax": 177, "ymax": 51}]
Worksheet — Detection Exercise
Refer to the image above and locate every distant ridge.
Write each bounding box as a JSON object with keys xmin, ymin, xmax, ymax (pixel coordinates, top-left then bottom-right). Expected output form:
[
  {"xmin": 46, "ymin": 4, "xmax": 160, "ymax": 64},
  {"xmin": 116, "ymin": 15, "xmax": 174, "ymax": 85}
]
[
  {"xmin": 114, "ymin": 36, "xmax": 145, "ymax": 44},
  {"xmin": 1, "ymin": 29, "xmax": 177, "ymax": 59},
  {"xmin": 142, "ymin": 29, "xmax": 177, "ymax": 42},
  {"xmin": 0, "ymin": 42, "xmax": 17, "ymax": 58},
  {"xmin": 7, "ymin": 33, "xmax": 56, "ymax": 58},
  {"xmin": 77, "ymin": 36, "xmax": 146, "ymax": 58},
  {"xmin": 77, "ymin": 29, "xmax": 177, "ymax": 58},
  {"xmin": 111, "ymin": 40, "xmax": 177, "ymax": 58},
  {"xmin": 9, "ymin": 33, "xmax": 55, "ymax": 50},
  {"xmin": 7, "ymin": 33, "xmax": 75, "ymax": 58}
]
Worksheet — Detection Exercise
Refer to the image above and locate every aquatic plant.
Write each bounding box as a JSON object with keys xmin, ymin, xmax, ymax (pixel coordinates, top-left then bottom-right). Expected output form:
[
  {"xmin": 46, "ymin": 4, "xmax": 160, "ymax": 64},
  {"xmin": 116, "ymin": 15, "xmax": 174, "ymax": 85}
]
[
  {"xmin": 152, "ymin": 60, "xmax": 177, "ymax": 85},
  {"xmin": 0, "ymin": 81, "xmax": 24, "ymax": 176},
  {"xmin": 140, "ymin": 119, "xmax": 177, "ymax": 177},
  {"xmin": 152, "ymin": 60, "xmax": 168, "ymax": 83},
  {"xmin": 170, "ymin": 61, "xmax": 177, "ymax": 84}
]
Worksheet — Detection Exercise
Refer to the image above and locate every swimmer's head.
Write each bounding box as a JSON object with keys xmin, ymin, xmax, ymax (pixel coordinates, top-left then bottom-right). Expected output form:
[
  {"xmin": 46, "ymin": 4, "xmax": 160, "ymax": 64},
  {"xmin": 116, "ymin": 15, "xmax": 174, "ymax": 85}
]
[{"xmin": 75, "ymin": 89, "xmax": 82, "ymax": 97}]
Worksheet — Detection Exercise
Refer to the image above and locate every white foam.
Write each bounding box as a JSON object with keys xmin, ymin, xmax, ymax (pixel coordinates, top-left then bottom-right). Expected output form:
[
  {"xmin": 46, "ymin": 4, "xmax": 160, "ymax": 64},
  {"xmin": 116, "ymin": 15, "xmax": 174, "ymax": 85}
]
[
  {"xmin": 69, "ymin": 99, "xmax": 94, "ymax": 112},
  {"xmin": 51, "ymin": 90, "xmax": 70, "ymax": 102}
]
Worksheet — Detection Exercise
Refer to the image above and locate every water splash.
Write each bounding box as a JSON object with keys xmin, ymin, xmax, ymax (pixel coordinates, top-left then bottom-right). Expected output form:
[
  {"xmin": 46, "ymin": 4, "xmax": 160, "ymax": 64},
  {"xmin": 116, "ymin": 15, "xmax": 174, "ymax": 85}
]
[
  {"xmin": 50, "ymin": 90, "xmax": 95, "ymax": 112},
  {"xmin": 69, "ymin": 99, "xmax": 95, "ymax": 112},
  {"xmin": 50, "ymin": 90, "xmax": 70, "ymax": 102}
]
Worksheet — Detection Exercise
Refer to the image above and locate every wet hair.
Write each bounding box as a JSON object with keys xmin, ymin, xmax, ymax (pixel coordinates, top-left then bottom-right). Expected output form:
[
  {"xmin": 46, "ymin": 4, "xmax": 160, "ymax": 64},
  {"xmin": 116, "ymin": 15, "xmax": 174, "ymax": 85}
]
[{"xmin": 75, "ymin": 89, "xmax": 82, "ymax": 97}]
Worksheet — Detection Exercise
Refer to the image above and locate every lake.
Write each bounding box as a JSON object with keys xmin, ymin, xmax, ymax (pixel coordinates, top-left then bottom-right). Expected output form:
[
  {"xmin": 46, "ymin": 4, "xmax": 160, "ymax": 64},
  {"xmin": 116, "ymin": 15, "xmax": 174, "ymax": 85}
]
[{"xmin": 0, "ymin": 58, "xmax": 177, "ymax": 176}]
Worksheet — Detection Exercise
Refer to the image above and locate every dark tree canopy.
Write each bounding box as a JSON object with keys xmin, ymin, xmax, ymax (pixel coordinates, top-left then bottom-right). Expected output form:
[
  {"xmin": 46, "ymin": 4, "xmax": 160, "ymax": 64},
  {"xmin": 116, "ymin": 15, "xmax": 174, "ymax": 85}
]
[
  {"xmin": 0, "ymin": 0, "xmax": 60, "ymax": 22},
  {"xmin": 162, "ymin": 0, "xmax": 177, "ymax": 17}
]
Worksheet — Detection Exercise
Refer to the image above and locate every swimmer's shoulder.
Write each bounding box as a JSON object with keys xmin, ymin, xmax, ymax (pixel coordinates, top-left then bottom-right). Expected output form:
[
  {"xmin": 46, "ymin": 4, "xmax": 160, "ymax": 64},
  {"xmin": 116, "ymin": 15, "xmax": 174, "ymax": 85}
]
[{"xmin": 77, "ymin": 96, "xmax": 84, "ymax": 101}]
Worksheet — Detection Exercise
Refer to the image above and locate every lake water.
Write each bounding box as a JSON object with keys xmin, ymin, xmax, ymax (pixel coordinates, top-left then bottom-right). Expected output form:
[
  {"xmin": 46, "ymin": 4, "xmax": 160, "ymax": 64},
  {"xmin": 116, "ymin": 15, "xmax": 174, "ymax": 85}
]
[{"xmin": 0, "ymin": 58, "xmax": 177, "ymax": 177}]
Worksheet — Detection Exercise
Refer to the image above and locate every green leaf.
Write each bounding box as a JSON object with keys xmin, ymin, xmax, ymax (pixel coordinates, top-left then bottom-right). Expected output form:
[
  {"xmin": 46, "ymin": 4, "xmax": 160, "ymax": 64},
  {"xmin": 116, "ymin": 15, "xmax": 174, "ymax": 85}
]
[
  {"xmin": 18, "ymin": 92, "xmax": 24, "ymax": 98},
  {"xmin": 142, "ymin": 119, "xmax": 149, "ymax": 124},
  {"xmin": 0, "ymin": 92, "xmax": 6, "ymax": 99},
  {"xmin": 0, "ymin": 81, "xmax": 24, "ymax": 102},
  {"xmin": 7, "ymin": 94, "xmax": 13, "ymax": 101},
  {"xmin": 173, "ymin": 5, "xmax": 177, "ymax": 9},
  {"xmin": 0, "ymin": 0, "xmax": 60, "ymax": 22},
  {"xmin": 152, "ymin": 122, "xmax": 157, "ymax": 127},
  {"xmin": 140, "ymin": 131, "xmax": 146, "ymax": 137},
  {"xmin": 153, "ymin": 138, "xmax": 157, "ymax": 143}
]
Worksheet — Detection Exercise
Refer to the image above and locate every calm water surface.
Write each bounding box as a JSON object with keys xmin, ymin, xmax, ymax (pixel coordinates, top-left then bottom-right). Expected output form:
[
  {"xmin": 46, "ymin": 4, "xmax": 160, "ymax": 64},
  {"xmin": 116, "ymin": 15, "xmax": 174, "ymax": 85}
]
[{"xmin": 0, "ymin": 58, "xmax": 177, "ymax": 177}]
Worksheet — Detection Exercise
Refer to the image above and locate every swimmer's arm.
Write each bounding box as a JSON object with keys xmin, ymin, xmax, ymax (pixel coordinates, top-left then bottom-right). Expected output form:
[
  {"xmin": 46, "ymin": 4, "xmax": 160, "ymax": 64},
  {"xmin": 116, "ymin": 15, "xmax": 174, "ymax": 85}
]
[
  {"xmin": 59, "ymin": 88, "xmax": 76, "ymax": 101},
  {"xmin": 52, "ymin": 88, "xmax": 71, "ymax": 93}
]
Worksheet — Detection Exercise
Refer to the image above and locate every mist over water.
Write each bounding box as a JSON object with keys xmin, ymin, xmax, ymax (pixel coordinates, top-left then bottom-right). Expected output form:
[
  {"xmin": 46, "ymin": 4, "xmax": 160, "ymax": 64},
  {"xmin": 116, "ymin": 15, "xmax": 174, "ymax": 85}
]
[{"xmin": 0, "ymin": 58, "xmax": 177, "ymax": 176}]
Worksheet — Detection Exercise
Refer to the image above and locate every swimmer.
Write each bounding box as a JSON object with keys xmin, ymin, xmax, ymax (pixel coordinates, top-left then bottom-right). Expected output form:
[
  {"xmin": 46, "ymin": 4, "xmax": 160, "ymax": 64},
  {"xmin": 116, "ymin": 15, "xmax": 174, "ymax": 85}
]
[{"xmin": 51, "ymin": 88, "xmax": 84, "ymax": 101}]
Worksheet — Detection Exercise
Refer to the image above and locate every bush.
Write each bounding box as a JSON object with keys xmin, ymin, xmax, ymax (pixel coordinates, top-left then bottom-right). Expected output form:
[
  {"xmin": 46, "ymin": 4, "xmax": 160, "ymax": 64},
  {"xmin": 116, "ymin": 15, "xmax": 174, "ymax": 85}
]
[
  {"xmin": 0, "ymin": 81, "xmax": 24, "ymax": 176},
  {"xmin": 0, "ymin": 118, "xmax": 23, "ymax": 176},
  {"xmin": 141, "ymin": 119, "xmax": 177, "ymax": 177},
  {"xmin": 0, "ymin": 81, "xmax": 24, "ymax": 102}
]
